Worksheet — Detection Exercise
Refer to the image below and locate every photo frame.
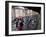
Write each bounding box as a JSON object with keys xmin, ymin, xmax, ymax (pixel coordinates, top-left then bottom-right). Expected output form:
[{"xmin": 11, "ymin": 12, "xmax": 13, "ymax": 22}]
[{"xmin": 5, "ymin": 1, "xmax": 45, "ymax": 36}]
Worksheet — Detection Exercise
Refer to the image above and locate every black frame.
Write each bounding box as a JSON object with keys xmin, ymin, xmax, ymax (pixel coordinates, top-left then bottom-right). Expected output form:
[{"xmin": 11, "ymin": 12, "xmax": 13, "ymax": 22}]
[{"xmin": 5, "ymin": 1, "xmax": 45, "ymax": 36}]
